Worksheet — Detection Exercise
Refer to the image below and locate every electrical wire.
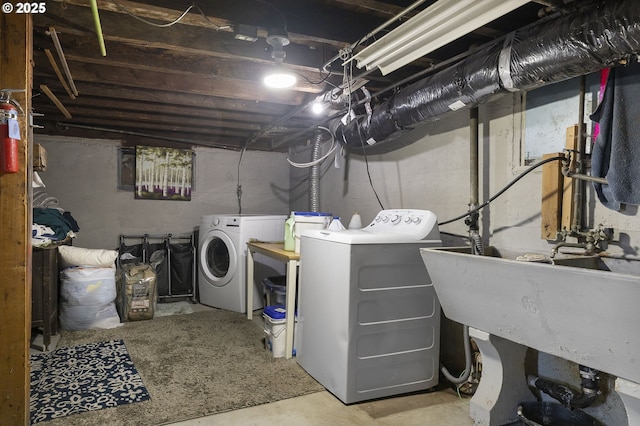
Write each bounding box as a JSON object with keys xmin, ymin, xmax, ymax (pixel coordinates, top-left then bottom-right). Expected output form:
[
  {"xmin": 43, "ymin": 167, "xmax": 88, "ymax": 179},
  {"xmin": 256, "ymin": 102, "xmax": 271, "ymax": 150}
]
[
  {"xmin": 295, "ymin": 71, "xmax": 337, "ymax": 87},
  {"xmin": 360, "ymin": 137, "xmax": 385, "ymax": 210},
  {"xmin": 340, "ymin": 48, "xmax": 384, "ymax": 210},
  {"xmin": 287, "ymin": 127, "xmax": 336, "ymax": 168},
  {"xmin": 341, "ymin": 49, "xmax": 354, "ymax": 121},
  {"xmin": 110, "ymin": 0, "xmax": 231, "ymax": 30},
  {"xmin": 237, "ymin": 146, "xmax": 246, "ymax": 214},
  {"xmin": 438, "ymin": 155, "xmax": 565, "ymax": 226}
]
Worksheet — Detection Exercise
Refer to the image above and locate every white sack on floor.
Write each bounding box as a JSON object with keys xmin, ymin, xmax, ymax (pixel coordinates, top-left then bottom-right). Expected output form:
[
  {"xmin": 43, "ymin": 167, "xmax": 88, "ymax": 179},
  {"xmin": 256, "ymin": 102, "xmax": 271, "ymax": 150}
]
[{"xmin": 59, "ymin": 266, "xmax": 122, "ymax": 330}]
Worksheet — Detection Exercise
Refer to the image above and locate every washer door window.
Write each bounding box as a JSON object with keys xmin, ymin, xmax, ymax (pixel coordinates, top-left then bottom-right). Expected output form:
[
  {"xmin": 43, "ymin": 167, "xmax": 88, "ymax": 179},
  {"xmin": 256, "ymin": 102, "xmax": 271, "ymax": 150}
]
[{"xmin": 199, "ymin": 230, "xmax": 237, "ymax": 287}]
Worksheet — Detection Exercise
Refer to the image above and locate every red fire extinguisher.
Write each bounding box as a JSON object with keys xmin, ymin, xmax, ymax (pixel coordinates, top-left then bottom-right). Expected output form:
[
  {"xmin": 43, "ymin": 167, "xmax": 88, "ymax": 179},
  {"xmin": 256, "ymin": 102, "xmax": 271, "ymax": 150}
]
[{"xmin": 0, "ymin": 95, "xmax": 20, "ymax": 174}]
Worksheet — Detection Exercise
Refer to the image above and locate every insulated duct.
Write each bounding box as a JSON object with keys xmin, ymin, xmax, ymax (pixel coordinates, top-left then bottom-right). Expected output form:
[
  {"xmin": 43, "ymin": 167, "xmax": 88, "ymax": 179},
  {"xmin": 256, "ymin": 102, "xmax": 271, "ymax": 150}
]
[{"xmin": 337, "ymin": 0, "xmax": 640, "ymax": 150}]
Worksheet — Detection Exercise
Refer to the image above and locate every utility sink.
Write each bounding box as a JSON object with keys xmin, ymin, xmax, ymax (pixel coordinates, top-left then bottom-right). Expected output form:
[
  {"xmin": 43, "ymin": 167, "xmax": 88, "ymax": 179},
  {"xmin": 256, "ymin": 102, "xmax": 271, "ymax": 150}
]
[{"xmin": 420, "ymin": 247, "xmax": 640, "ymax": 384}]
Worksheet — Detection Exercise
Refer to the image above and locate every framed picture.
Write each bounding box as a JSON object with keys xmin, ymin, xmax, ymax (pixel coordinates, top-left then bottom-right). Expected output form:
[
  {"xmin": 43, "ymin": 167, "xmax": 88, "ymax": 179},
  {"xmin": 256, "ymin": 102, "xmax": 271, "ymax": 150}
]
[{"xmin": 134, "ymin": 146, "xmax": 193, "ymax": 201}]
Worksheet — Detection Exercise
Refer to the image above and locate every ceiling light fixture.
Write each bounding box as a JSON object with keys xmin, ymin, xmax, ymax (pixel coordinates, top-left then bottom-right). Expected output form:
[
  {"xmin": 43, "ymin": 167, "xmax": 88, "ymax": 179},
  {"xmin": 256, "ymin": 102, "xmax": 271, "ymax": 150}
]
[
  {"xmin": 264, "ymin": 28, "xmax": 297, "ymax": 89},
  {"xmin": 263, "ymin": 69, "xmax": 297, "ymax": 89},
  {"xmin": 311, "ymin": 100, "xmax": 325, "ymax": 115},
  {"xmin": 352, "ymin": 0, "xmax": 530, "ymax": 75}
]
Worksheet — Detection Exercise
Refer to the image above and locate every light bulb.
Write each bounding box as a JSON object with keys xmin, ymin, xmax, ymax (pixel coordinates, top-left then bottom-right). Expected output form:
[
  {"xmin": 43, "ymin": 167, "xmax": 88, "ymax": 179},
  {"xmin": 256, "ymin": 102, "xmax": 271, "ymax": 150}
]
[
  {"xmin": 263, "ymin": 71, "xmax": 297, "ymax": 89},
  {"xmin": 311, "ymin": 101, "xmax": 325, "ymax": 115}
]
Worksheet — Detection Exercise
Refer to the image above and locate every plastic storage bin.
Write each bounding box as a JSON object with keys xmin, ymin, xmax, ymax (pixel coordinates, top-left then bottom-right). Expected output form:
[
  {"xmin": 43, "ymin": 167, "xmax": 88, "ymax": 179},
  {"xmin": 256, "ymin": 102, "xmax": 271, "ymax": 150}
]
[
  {"xmin": 262, "ymin": 275, "xmax": 287, "ymax": 306},
  {"xmin": 263, "ymin": 305, "xmax": 296, "ymax": 358}
]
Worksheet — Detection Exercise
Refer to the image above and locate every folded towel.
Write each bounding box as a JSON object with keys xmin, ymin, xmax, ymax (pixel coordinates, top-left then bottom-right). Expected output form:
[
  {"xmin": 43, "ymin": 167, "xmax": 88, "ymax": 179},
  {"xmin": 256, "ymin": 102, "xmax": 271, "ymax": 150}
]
[{"xmin": 589, "ymin": 59, "xmax": 640, "ymax": 210}]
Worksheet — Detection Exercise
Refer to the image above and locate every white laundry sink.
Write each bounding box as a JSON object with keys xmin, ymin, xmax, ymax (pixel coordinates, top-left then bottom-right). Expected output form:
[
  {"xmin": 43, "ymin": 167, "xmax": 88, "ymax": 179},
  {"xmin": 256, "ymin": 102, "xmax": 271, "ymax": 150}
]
[{"xmin": 420, "ymin": 246, "xmax": 640, "ymax": 383}]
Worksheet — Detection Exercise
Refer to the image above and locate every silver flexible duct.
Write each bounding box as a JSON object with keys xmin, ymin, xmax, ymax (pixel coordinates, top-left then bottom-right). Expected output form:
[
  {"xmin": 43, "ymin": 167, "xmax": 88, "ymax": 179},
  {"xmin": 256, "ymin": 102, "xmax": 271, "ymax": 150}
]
[{"xmin": 308, "ymin": 129, "xmax": 323, "ymax": 212}]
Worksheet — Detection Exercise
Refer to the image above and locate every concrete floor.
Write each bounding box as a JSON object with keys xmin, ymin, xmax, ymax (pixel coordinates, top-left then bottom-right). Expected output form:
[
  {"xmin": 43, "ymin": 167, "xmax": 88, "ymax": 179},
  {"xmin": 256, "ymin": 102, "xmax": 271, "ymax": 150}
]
[{"xmin": 168, "ymin": 387, "xmax": 474, "ymax": 426}]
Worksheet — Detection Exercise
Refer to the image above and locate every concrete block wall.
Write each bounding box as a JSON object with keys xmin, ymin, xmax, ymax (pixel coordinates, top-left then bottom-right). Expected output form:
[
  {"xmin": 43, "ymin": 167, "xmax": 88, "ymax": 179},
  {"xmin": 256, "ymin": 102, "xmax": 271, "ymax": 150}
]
[{"xmin": 35, "ymin": 135, "xmax": 289, "ymax": 250}]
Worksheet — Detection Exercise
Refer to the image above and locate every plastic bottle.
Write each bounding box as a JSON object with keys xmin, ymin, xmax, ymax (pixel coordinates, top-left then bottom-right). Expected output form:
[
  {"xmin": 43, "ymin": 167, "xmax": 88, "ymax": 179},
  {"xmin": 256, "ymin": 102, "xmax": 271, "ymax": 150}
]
[
  {"xmin": 348, "ymin": 212, "xmax": 362, "ymax": 230},
  {"xmin": 283, "ymin": 214, "xmax": 295, "ymax": 251},
  {"xmin": 328, "ymin": 216, "xmax": 346, "ymax": 231}
]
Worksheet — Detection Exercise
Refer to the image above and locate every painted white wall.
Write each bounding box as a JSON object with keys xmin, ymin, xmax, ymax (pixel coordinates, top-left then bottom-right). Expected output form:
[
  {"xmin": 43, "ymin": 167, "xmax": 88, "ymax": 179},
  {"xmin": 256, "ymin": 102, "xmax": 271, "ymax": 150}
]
[
  {"xmin": 35, "ymin": 136, "xmax": 289, "ymax": 250},
  {"xmin": 291, "ymin": 93, "xmax": 640, "ymax": 255},
  {"xmin": 290, "ymin": 91, "xmax": 640, "ymax": 425}
]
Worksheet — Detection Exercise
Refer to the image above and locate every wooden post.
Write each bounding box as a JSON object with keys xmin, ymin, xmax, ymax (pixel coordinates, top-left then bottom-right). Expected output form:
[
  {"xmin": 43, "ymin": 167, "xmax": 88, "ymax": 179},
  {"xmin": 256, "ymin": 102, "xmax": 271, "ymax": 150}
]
[
  {"xmin": 561, "ymin": 125, "xmax": 579, "ymax": 232},
  {"xmin": 540, "ymin": 153, "xmax": 564, "ymax": 240},
  {"xmin": 0, "ymin": 12, "xmax": 33, "ymax": 426}
]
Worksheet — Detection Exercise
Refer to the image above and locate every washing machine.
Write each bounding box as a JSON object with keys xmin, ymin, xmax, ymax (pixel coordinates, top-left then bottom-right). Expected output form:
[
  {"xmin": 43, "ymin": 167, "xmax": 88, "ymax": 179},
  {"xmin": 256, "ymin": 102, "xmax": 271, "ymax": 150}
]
[
  {"xmin": 198, "ymin": 214, "xmax": 286, "ymax": 313},
  {"xmin": 296, "ymin": 209, "xmax": 442, "ymax": 404}
]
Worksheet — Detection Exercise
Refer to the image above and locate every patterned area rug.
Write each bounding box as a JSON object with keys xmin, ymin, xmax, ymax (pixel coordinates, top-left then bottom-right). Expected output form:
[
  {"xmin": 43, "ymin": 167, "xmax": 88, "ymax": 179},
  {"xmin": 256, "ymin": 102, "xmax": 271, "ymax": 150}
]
[
  {"xmin": 30, "ymin": 339, "xmax": 150, "ymax": 424},
  {"xmin": 41, "ymin": 309, "xmax": 324, "ymax": 426}
]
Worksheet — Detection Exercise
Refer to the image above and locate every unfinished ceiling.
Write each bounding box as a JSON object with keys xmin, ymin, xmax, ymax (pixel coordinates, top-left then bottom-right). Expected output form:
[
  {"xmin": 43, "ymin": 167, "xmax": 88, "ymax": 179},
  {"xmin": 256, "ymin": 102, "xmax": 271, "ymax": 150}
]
[{"xmin": 31, "ymin": 0, "xmax": 575, "ymax": 152}]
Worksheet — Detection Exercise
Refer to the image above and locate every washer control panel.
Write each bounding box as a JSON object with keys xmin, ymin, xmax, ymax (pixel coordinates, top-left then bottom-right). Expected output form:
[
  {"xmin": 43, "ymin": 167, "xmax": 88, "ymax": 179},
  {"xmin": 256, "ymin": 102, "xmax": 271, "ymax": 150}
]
[{"xmin": 363, "ymin": 209, "xmax": 438, "ymax": 240}]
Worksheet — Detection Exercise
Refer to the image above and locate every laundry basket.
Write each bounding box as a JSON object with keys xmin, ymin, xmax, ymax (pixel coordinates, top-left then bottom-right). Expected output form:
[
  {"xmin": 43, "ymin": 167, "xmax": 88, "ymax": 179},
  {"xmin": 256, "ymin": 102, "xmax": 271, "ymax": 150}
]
[{"xmin": 262, "ymin": 275, "xmax": 287, "ymax": 306}]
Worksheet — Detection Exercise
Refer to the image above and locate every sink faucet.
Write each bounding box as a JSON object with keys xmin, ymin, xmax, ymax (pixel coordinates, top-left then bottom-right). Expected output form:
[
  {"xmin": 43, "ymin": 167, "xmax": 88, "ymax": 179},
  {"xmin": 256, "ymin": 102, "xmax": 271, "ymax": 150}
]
[
  {"xmin": 551, "ymin": 225, "xmax": 614, "ymax": 258},
  {"xmin": 550, "ymin": 241, "xmax": 594, "ymax": 258}
]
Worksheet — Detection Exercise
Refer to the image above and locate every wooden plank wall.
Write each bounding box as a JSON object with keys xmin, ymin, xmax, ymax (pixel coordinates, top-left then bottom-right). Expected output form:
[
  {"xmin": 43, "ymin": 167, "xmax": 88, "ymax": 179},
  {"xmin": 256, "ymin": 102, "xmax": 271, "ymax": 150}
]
[
  {"xmin": 0, "ymin": 13, "xmax": 32, "ymax": 426},
  {"xmin": 540, "ymin": 125, "xmax": 580, "ymax": 240}
]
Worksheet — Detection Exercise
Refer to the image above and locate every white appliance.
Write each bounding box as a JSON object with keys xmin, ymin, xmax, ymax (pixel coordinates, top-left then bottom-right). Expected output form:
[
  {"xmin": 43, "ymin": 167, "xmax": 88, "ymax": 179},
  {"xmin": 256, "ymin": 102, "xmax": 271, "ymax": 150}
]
[
  {"xmin": 296, "ymin": 209, "xmax": 442, "ymax": 404},
  {"xmin": 198, "ymin": 214, "xmax": 286, "ymax": 313}
]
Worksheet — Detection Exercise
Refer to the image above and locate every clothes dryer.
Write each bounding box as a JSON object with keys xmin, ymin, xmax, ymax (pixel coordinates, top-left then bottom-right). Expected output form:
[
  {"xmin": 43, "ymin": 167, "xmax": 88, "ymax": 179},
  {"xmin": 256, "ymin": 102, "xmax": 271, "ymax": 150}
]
[
  {"xmin": 198, "ymin": 214, "xmax": 286, "ymax": 313},
  {"xmin": 296, "ymin": 209, "xmax": 442, "ymax": 404}
]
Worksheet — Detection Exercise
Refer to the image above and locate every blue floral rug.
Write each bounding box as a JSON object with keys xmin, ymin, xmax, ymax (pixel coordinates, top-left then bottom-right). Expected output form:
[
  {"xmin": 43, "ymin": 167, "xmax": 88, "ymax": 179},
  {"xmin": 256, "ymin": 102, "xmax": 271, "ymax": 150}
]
[{"xmin": 30, "ymin": 339, "xmax": 150, "ymax": 424}]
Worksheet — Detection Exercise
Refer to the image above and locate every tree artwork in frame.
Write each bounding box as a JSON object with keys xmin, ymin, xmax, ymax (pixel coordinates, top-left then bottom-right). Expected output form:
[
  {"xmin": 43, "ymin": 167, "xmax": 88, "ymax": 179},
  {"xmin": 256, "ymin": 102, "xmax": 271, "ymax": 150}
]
[{"xmin": 135, "ymin": 146, "xmax": 193, "ymax": 201}]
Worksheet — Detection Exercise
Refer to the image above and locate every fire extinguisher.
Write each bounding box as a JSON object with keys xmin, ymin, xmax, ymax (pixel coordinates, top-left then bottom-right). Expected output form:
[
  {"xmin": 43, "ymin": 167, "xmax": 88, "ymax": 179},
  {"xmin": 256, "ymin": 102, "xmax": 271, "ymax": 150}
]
[{"xmin": 0, "ymin": 91, "xmax": 20, "ymax": 174}]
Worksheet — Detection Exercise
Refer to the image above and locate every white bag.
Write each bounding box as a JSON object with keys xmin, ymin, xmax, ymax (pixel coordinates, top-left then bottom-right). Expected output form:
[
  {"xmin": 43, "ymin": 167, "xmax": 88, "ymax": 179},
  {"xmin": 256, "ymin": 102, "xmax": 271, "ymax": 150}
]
[{"xmin": 59, "ymin": 266, "xmax": 122, "ymax": 330}]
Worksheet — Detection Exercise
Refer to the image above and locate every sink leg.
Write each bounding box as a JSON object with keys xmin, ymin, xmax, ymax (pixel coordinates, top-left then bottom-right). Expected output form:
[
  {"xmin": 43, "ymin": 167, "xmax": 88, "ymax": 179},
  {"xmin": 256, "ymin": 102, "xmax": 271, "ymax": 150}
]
[
  {"xmin": 615, "ymin": 378, "xmax": 640, "ymax": 425},
  {"xmin": 469, "ymin": 328, "xmax": 536, "ymax": 426}
]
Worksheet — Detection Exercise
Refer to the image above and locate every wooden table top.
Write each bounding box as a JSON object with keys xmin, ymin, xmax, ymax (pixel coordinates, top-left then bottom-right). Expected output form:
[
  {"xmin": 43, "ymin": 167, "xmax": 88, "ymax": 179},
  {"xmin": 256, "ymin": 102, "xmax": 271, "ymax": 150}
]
[{"xmin": 246, "ymin": 241, "xmax": 300, "ymax": 261}]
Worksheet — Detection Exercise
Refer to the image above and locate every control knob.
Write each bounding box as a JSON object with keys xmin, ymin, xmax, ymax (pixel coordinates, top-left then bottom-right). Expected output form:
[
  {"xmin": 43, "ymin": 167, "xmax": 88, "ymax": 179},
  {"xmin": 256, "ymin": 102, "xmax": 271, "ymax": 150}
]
[{"xmin": 390, "ymin": 214, "xmax": 401, "ymax": 224}]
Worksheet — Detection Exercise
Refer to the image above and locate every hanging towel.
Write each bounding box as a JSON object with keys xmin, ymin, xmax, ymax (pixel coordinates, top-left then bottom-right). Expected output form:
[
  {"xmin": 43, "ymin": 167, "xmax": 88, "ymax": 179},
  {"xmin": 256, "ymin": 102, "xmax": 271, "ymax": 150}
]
[{"xmin": 589, "ymin": 59, "xmax": 640, "ymax": 210}]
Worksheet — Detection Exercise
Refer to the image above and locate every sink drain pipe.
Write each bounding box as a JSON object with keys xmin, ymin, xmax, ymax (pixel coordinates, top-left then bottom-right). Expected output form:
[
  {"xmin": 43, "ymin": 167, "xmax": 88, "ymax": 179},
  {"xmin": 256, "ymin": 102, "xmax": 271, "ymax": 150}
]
[
  {"xmin": 439, "ymin": 108, "xmax": 481, "ymax": 386},
  {"xmin": 467, "ymin": 107, "xmax": 484, "ymax": 256},
  {"xmin": 527, "ymin": 365, "xmax": 601, "ymax": 409}
]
